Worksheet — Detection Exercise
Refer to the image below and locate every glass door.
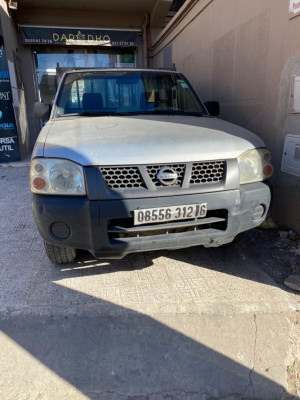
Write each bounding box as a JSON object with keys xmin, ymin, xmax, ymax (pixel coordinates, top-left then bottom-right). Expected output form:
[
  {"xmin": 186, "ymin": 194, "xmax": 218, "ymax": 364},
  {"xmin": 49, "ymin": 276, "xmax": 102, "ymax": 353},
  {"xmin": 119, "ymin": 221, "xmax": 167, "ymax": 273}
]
[{"xmin": 34, "ymin": 47, "xmax": 136, "ymax": 104}]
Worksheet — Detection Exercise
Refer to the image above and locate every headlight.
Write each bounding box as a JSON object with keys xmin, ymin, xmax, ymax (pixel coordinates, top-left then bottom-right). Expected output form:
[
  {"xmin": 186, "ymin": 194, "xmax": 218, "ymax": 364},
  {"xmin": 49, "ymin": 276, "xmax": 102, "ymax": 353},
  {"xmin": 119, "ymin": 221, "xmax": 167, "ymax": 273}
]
[
  {"xmin": 30, "ymin": 158, "xmax": 86, "ymax": 195},
  {"xmin": 238, "ymin": 148, "xmax": 273, "ymax": 184}
]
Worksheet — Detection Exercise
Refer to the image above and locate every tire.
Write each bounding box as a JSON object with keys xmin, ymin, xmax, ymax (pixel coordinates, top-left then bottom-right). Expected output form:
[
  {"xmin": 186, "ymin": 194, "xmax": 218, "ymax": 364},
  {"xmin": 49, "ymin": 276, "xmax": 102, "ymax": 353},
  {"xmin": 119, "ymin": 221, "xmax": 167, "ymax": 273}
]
[{"xmin": 44, "ymin": 241, "xmax": 77, "ymax": 265}]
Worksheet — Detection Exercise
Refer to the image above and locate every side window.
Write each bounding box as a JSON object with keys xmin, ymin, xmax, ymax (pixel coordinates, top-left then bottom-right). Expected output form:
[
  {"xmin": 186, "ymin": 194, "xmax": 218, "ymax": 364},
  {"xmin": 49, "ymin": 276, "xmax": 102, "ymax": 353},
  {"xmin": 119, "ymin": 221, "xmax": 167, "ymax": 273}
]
[
  {"xmin": 118, "ymin": 82, "xmax": 138, "ymax": 109},
  {"xmin": 70, "ymin": 79, "xmax": 84, "ymax": 108},
  {"xmin": 177, "ymin": 81, "xmax": 200, "ymax": 111},
  {"xmin": 68, "ymin": 79, "xmax": 104, "ymax": 111}
]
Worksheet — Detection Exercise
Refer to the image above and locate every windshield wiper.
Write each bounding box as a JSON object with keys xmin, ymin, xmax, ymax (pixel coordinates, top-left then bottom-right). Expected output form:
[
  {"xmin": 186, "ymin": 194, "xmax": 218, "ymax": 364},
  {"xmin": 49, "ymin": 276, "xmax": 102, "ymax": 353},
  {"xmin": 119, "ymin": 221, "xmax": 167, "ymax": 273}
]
[
  {"xmin": 59, "ymin": 110, "xmax": 203, "ymax": 117},
  {"xmin": 59, "ymin": 111, "xmax": 108, "ymax": 117},
  {"xmin": 173, "ymin": 111, "xmax": 203, "ymax": 117},
  {"xmin": 135, "ymin": 110, "xmax": 203, "ymax": 117},
  {"xmin": 59, "ymin": 111, "xmax": 141, "ymax": 117}
]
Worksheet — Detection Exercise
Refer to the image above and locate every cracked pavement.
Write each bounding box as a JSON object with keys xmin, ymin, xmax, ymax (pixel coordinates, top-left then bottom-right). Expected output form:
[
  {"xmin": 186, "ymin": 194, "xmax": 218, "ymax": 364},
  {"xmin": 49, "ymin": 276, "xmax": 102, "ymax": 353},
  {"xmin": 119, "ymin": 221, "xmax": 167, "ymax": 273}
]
[{"xmin": 0, "ymin": 164, "xmax": 299, "ymax": 400}]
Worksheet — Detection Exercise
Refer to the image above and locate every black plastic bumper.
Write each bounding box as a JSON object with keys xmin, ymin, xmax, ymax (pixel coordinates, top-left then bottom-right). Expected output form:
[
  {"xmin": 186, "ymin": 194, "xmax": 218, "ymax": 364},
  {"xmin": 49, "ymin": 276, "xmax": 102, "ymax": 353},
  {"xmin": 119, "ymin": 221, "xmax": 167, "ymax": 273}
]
[{"xmin": 32, "ymin": 182, "xmax": 271, "ymax": 259}]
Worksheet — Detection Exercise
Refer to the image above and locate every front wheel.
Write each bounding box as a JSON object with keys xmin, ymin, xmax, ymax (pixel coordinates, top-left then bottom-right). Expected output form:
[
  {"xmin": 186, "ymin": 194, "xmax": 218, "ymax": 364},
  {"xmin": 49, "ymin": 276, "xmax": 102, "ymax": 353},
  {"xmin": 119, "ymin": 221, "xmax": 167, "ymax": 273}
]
[{"xmin": 44, "ymin": 241, "xmax": 77, "ymax": 265}]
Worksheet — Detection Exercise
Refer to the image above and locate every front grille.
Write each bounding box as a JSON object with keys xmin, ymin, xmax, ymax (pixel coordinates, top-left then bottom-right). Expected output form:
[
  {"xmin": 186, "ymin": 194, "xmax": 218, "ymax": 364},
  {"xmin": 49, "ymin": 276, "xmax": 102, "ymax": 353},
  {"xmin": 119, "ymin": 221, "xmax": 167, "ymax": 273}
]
[
  {"xmin": 108, "ymin": 210, "xmax": 228, "ymax": 239},
  {"xmin": 190, "ymin": 161, "xmax": 225, "ymax": 184},
  {"xmin": 100, "ymin": 167, "xmax": 144, "ymax": 189},
  {"xmin": 100, "ymin": 160, "xmax": 226, "ymax": 190},
  {"xmin": 147, "ymin": 164, "xmax": 185, "ymax": 187}
]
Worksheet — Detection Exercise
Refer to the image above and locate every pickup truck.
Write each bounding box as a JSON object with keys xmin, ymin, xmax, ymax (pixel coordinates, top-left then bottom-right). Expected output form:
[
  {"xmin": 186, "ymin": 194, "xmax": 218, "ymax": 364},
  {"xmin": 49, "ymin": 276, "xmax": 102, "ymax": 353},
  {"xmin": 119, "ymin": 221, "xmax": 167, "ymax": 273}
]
[{"xmin": 31, "ymin": 68, "xmax": 273, "ymax": 264}]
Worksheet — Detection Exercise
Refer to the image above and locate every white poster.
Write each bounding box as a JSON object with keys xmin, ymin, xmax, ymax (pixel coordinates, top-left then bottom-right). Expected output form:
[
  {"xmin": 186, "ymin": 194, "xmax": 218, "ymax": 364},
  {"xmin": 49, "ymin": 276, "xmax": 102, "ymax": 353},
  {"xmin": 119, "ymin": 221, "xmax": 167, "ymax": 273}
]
[{"xmin": 289, "ymin": 0, "xmax": 300, "ymax": 15}]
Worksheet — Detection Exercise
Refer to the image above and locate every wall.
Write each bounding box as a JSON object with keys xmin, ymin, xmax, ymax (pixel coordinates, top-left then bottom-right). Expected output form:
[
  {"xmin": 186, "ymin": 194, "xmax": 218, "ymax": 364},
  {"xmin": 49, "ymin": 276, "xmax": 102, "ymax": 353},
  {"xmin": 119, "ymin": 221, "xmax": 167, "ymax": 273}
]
[
  {"xmin": 14, "ymin": 8, "xmax": 145, "ymax": 28},
  {"xmin": 150, "ymin": 0, "xmax": 300, "ymax": 231}
]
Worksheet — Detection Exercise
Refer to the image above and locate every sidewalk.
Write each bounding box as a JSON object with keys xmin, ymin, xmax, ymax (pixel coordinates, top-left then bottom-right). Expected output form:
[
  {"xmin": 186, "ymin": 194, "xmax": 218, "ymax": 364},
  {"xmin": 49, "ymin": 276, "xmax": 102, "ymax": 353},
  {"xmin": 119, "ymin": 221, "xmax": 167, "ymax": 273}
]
[{"xmin": 0, "ymin": 164, "xmax": 299, "ymax": 400}]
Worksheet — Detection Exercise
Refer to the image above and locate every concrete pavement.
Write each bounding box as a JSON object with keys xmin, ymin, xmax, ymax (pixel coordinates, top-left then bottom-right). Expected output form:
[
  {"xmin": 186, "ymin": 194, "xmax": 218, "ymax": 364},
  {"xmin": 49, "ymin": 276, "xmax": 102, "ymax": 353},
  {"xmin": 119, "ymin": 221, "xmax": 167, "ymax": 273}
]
[{"xmin": 0, "ymin": 164, "xmax": 299, "ymax": 399}]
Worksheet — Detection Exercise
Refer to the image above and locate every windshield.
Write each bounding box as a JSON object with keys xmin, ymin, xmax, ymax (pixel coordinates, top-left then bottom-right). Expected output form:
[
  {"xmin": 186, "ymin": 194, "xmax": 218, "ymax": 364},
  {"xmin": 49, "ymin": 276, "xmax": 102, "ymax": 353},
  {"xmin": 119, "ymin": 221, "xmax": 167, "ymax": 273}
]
[{"xmin": 54, "ymin": 70, "xmax": 207, "ymax": 117}]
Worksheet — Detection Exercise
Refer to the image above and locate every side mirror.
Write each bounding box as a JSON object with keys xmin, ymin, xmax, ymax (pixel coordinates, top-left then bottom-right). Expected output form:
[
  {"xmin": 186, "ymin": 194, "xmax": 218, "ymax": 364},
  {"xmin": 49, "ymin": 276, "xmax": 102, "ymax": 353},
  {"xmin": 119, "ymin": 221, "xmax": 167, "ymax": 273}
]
[
  {"xmin": 33, "ymin": 102, "xmax": 51, "ymax": 120},
  {"xmin": 204, "ymin": 101, "xmax": 220, "ymax": 116}
]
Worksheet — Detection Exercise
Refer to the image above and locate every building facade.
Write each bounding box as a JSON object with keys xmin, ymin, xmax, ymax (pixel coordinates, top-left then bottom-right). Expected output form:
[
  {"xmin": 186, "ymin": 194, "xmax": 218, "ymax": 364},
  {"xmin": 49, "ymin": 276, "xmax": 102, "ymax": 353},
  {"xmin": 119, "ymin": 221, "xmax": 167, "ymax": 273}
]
[{"xmin": 0, "ymin": 0, "xmax": 299, "ymax": 231}]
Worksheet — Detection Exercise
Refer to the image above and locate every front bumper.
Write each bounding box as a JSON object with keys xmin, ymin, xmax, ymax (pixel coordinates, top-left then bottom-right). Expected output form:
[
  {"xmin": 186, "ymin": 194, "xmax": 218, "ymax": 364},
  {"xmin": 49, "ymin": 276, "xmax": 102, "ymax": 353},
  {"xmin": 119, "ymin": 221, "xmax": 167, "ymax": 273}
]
[{"xmin": 32, "ymin": 182, "xmax": 271, "ymax": 259}]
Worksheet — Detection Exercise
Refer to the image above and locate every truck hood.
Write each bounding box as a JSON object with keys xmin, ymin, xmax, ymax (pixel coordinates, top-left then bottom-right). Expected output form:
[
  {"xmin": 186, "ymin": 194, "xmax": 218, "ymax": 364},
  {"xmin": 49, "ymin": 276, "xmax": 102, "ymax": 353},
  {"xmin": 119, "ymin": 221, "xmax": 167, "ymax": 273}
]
[{"xmin": 34, "ymin": 115, "xmax": 265, "ymax": 166}]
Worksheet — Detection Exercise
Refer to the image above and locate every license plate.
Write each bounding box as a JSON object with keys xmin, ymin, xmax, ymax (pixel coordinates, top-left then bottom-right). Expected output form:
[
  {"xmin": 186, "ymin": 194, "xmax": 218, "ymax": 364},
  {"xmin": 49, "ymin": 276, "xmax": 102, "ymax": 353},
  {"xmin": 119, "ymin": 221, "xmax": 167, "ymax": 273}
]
[{"xmin": 133, "ymin": 203, "xmax": 207, "ymax": 226}]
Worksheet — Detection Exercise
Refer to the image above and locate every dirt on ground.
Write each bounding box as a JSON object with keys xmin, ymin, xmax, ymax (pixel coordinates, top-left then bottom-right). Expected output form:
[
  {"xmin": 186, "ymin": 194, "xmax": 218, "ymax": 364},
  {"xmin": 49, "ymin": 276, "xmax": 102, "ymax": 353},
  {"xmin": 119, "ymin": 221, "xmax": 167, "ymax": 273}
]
[{"xmin": 236, "ymin": 223, "xmax": 300, "ymax": 291}]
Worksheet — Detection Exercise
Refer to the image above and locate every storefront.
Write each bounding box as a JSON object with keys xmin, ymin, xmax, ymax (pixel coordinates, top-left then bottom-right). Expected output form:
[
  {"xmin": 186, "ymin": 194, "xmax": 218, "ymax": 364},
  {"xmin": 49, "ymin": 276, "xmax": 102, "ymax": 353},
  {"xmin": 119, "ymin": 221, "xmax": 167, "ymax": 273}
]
[
  {"xmin": 20, "ymin": 25, "xmax": 140, "ymax": 104},
  {"xmin": 0, "ymin": 35, "xmax": 21, "ymax": 162}
]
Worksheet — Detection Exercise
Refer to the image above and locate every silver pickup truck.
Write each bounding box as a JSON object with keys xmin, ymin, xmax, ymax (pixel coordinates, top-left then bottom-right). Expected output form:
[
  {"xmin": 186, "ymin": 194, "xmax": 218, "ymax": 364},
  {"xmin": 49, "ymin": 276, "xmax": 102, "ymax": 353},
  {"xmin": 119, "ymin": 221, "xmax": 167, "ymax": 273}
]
[{"xmin": 31, "ymin": 68, "xmax": 273, "ymax": 264}]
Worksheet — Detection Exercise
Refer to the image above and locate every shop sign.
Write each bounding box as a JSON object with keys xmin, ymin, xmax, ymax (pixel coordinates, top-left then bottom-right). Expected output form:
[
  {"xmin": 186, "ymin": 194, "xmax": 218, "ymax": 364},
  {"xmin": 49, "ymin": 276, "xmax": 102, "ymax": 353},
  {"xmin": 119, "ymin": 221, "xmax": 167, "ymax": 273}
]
[
  {"xmin": 20, "ymin": 26, "xmax": 139, "ymax": 47},
  {"xmin": 0, "ymin": 36, "xmax": 21, "ymax": 163}
]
